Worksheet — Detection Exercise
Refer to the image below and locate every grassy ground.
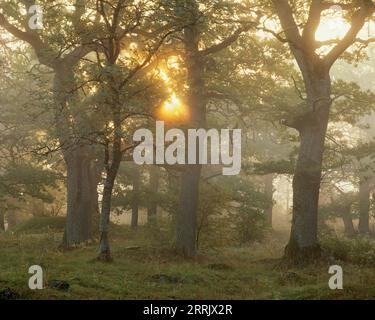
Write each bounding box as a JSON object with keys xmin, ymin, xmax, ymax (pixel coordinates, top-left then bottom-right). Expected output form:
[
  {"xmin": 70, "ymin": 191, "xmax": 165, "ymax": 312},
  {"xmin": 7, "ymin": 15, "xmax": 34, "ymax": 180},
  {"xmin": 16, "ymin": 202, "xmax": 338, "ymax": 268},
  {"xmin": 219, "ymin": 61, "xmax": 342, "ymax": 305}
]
[{"xmin": 1, "ymin": 223, "xmax": 375, "ymax": 300}]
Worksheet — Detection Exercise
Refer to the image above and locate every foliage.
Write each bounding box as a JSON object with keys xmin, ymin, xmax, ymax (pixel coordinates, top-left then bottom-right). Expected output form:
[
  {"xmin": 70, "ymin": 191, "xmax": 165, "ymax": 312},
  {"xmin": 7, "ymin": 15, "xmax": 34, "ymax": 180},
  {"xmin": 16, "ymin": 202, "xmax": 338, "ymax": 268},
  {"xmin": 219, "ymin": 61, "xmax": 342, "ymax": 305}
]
[
  {"xmin": 197, "ymin": 176, "xmax": 270, "ymax": 248},
  {"xmin": 322, "ymin": 236, "xmax": 375, "ymax": 266},
  {"xmin": 0, "ymin": 164, "xmax": 58, "ymax": 202},
  {"xmin": 13, "ymin": 216, "xmax": 66, "ymax": 234}
]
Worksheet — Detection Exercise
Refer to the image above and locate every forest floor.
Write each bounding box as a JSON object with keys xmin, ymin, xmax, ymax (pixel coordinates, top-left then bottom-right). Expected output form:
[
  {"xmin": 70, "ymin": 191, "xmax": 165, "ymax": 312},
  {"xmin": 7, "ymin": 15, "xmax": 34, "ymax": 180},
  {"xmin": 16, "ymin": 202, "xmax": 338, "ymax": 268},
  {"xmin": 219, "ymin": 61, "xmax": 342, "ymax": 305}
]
[{"xmin": 1, "ymin": 222, "xmax": 375, "ymax": 300}]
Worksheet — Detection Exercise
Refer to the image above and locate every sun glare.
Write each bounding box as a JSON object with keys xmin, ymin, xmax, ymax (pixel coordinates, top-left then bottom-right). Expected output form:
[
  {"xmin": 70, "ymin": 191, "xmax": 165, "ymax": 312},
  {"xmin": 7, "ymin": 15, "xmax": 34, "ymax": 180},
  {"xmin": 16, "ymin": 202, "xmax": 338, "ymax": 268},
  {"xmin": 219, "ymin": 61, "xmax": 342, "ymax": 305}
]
[
  {"xmin": 159, "ymin": 93, "xmax": 188, "ymax": 121},
  {"xmin": 315, "ymin": 15, "xmax": 350, "ymax": 42},
  {"xmin": 159, "ymin": 69, "xmax": 171, "ymax": 86},
  {"xmin": 167, "ymin": 56, "xmax": 180, "ymax": 69},
  {"xmin": 157, "ymin": 67, "xmax": 188, "ymax": 122}
]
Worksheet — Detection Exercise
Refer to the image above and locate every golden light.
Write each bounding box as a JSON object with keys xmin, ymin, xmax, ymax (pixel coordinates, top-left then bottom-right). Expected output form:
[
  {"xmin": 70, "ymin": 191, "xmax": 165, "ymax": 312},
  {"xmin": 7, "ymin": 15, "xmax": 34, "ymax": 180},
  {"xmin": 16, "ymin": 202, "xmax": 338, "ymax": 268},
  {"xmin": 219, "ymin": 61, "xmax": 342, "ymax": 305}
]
[
  {"xmin": 159, "ymin": 69, "xmax": 171, "ymax": 84},
  {"xmin": 156, "ymin": 67, "xmax": 189, "ymax": 122},
  {"xmin": 129, "ymin": 42, "xmax": 138, "ymax": 50},
  {"xmin": 315, "ymin": 14, "xmax": 350, "ymax": 42},
  {"xmin": 167, "ymin": 56, "xmax": 180, "ymax": 70},
  {"xmin": 159, "ymin": 93, "xmax": 188, "ymax": 122}
]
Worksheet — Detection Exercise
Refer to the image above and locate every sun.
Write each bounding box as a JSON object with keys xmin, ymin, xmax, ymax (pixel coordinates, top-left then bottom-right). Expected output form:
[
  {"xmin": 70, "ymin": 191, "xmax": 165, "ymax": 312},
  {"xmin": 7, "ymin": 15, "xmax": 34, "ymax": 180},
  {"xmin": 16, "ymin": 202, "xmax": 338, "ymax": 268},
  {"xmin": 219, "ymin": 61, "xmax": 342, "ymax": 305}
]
[
  {"xmin": 156, "ymin": 66, "xmax": 188, "ymax": 122},
  {"xmin": 159, "ymin": 93, "xmax": 188, "ymax": 122},
  {"xmin": 315, "ymin": 15, "xmax": 350, "ymax": 42}
]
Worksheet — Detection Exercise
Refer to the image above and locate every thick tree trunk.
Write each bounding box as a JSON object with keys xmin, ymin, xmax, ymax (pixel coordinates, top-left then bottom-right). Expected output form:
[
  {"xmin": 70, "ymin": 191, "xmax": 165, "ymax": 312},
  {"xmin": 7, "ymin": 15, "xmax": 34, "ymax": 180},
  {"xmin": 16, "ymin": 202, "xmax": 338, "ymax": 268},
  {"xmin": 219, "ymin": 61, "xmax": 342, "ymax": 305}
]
[
  {"xmin": 131, "ymin": 168, "xmax": 140, "ymax": 229},
  {"xmin": 358, "ymin": 177, "xmax": 371, "ymax": 234},
  {"xmin": 63, "ymin": 146, "xmax": 100, "ymax": 247},
  {"xmin": 264, "ymin": 174, "xmax": 274, "ymax": 228},
  {"xmin": 285, "ymin": 75, "xmax": 331, "ymax": 262},
  {"xmin": 176, "ymin": 165, "xmax": 202, "ymax": 257},
  {"xmin": 271, "ymin": 0, "xmax": 372, "ymax": 263},
  {"xmin": 147, "ymin": 166, "xmax": 159, "ymax": 224},
  {"xmin": 175, "ymin": 3, "xmax": 206, "ymax": 257},
  {"xmin": 54, "ymin": 65, "xmax": 101, "ymax": 248},
  {"xmin": 342, "ymin": 205, "xmax": 356, "ymax": 237}
]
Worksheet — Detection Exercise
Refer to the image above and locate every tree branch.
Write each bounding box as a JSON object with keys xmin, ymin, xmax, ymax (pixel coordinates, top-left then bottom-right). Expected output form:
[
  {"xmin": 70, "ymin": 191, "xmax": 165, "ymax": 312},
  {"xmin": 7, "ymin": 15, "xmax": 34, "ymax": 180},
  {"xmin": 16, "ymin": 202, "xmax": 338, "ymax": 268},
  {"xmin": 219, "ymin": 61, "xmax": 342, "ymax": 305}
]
[
  {"xmin": 324, "ymin": 1, "xmax": 375, "ymax": 68},
  {"xmin": 302, "ymin": 0, "xmax": 324, "ymax": 48},
  {"xmin": 200, "ymin": 15, "xmax": 261, "ymax": 56},
  {"xmin": 0, "ymin": 12, "xmax": 45, "ymax": 52},
  {"xmin": 271, "ymin": 0, "xmax": 303, "ymax": 46}
]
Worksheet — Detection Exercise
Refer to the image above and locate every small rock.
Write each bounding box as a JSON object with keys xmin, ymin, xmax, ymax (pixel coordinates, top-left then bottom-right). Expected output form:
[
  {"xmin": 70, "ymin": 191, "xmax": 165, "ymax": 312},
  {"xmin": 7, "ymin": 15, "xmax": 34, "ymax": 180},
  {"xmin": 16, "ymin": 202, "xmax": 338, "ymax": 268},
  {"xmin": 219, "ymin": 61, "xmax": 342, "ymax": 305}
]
[{"xmin": 48, "ymin": 280, "xmax": 70, "ymax": 291}]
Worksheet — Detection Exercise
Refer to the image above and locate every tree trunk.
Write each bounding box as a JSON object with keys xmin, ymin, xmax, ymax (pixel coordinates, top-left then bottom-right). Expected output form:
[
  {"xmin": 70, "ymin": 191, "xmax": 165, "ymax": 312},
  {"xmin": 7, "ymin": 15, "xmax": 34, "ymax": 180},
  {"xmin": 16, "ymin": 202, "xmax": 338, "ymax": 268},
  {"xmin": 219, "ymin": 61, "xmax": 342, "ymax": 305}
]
[
  {"xmin": 54, "ymin": 65, "xmax": 101, "ymax": 248},
  {"xmin": 131, "ymin": 168, "xmax": 140, "ymax": 229},
  {"xmin": 98, "ymin": 93, "xmax": 123, "ymax": 261},
  {"xmin": 342, "ymin": 205, "xmax": 356, "ymax": 237},
  {"xmin": 358, "ymin": 177, "xmax": 371, "ymax": 234},
  {"xmin": 285, "ymin": 75, "xmax": 331, "ymax": 262},
  {"xmin": 63, "ymin": 146, "xmax": 100, "ymax": 247},
  {"xmin": 264, "ymin": 174, "xmax": 274, "ymax": 228},
  {"xmin": 147, "ymin": 166, "xmax": 159, "ymax": 224},
  {"xmin": 271, "ymin": 0, "xmax": 372, "ymax": 262},
  {"xmin": 0, "ymin": 210, "xmax": 5, "ymax": 231},
  {"xmin": 176, "ymin": 165, "xmax": 202, "ymax": 257},
  {"xmin": 98, "ymin": 172, "xmax": 116, "ymax": 261},
  {"xmin": 175, "ymin": 2, "xmax": 206, "ymax": 257}
]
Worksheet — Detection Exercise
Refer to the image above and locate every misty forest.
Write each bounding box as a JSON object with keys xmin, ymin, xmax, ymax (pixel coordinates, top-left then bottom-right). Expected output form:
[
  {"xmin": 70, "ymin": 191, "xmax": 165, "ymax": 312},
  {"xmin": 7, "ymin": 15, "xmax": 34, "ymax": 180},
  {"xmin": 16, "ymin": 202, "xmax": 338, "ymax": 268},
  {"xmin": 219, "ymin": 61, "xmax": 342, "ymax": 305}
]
[{"xmin": 1, "ymin": 0, "xmax": 375, "ymax": 300}]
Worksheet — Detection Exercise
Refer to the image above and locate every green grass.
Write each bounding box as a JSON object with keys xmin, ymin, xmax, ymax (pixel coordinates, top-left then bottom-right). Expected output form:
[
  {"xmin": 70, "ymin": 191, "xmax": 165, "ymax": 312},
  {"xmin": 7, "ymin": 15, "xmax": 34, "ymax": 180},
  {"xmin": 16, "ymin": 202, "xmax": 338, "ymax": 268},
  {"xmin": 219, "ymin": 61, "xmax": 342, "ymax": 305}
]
[
  {"xmin": 1, "ymin": 225, "xmax": 375, "ymax": 300},
  {"xmin": 12, "ymin": 216, "xmax": 66, "ymax": 234}
]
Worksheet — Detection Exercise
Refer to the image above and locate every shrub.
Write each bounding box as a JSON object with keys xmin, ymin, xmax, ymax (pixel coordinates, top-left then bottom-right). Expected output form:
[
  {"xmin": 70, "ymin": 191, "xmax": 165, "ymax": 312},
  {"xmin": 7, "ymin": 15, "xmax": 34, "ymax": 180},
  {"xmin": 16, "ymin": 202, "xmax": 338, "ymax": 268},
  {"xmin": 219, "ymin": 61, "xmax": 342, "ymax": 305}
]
[
  {"xmin": 322, "ymin": 236, "xmax": 375, "ymax": 265},
  {"xmin": 13, "ymin": 216, "xmax": 66, "ymax": 234}
]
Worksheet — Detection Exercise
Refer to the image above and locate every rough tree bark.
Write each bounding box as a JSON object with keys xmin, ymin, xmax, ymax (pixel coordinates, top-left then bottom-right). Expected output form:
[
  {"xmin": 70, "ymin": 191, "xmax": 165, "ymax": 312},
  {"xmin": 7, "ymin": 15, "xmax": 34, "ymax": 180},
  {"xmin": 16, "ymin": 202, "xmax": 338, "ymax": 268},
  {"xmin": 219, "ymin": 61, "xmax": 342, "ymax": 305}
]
[
  {"xmin": 63, "ymin": 146, "xmax": 100, "ymax": 246},
  {"xmin": 54, "ymin": 65, "xmax": 101, "ymax": 248},
  {"xmin": 285, "ymin": 75, "xmax": 331, "ymax": 260}
]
